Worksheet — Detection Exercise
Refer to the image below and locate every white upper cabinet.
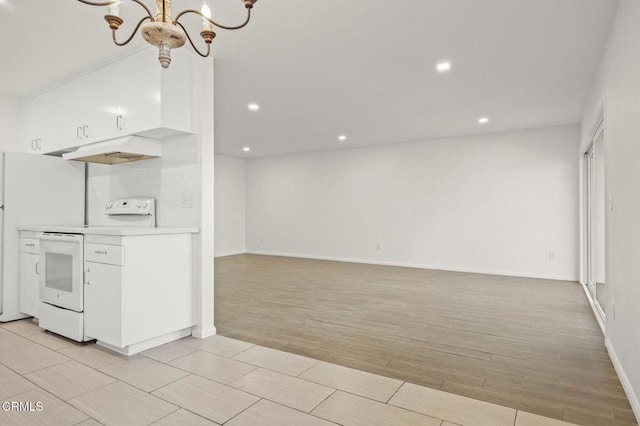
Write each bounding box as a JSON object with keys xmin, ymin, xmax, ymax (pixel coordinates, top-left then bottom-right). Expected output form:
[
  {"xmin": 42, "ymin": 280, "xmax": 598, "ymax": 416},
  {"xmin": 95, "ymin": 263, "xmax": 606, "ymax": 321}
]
[
  {"xmin": 48, "ymin": 78, "xmax": 85, "ymax": 152},
  {"xmin": 116, "ymin": 47, "xmax": 196, "ymax": 139},
  {"xmin": 83, "ymin": 63, "xmax": 120, "ymax": 144},
  {"xmin": 20, "ymin": 47, "xmax": 196, "ymax": 154},
  {"xmin": 114, "ymin": 49, "xmax": 163, "ymax": 137},
  {"xmin": 21, "ymin": 94, "xmax": 40, "ymax": 153},
  {"xmin": 21, "ymin": 90, "xmax": 55, "ymax": 153}
]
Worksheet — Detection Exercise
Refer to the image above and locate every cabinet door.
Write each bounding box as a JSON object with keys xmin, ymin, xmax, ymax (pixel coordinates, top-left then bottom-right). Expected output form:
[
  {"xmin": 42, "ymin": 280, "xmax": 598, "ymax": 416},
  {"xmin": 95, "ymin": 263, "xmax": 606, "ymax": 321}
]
[
  {"xmin": 115, "ymin": 50, "xmax": 162, "ymax": 135},
  {"xmin": 35, "ymin": 90, "xmax": 57, "ymax": 154},
  {"xmin": 84, "ymin": 261, "xmax": 123, "ymax": 346},
  {"xmin": 159, "ymin": 47, "xmax": 196, "ymax": 135},
  {"xmin": 48, "ymin": 79, "xmax": 85, "ymax": 152},
  {"xmin": 20, "ymin": 99, "xmax": 39, "ymax": 152},
  {"xmin": 83, "ymin": 65, "xmax": 120, "ymax": 144},
  {"xmin": 19, "ymin": 253, "xmax": 40, "ymax": 317}
]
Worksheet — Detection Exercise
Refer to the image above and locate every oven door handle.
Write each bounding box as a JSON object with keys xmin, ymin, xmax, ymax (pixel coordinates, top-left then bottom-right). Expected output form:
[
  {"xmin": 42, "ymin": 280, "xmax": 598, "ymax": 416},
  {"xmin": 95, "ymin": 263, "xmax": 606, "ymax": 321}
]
[{"xmin": 37, "ymin": 233, "xmax": 84, "ymax": 242}]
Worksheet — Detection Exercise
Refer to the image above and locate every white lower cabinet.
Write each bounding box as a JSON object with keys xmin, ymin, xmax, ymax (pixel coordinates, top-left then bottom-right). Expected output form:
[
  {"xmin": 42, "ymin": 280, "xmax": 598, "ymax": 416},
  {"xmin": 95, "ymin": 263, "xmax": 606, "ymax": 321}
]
[
  {"xmin": 19, "ymin": 253, "xmax": 39, "ymax": 317},
  {"xmin": 84, "ymin": 261, "xmax": 123, "ymax": 347},
  {"xmin": 19, "ymin": 236, "xmax": 40, "ymax": 317},
  {"xmin": 83, "ymin": 233, "xmax": 194, "ymax": 354}
]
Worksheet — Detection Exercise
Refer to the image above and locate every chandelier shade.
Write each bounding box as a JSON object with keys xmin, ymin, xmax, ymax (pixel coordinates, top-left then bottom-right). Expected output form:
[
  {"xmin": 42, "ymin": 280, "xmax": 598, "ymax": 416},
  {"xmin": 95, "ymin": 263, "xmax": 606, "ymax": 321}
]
[{"xmin": 78, "ymin": 0, "xmax": 257, "ymax": 68}]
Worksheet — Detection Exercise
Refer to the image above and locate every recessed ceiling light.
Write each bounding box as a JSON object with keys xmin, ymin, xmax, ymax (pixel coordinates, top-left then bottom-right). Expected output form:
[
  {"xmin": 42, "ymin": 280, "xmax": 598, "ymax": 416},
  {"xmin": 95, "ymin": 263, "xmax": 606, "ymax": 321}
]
[
  {"xmin": 338, "ymin": 135, "xmax": 347, "ymax": 141},
  {"xmin": 243, "ymin": 147, "xmax": 251, "ymax": 152},
  {"xmin": 247, "ymin": 103, "xmax": 260, "ymax": 111},
  {"xmin": 478, "ymin": 117, "xmax": 490, "ymax": 124},
  {"xmin": 436, "ymin": 61, "xmax": 452, "ymax": 73}
]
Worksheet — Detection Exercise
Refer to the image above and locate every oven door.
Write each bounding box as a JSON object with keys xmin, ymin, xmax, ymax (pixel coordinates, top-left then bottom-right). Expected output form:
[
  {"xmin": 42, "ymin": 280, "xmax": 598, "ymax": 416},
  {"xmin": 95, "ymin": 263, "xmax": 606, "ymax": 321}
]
[{"xmin": 38, "ymin": 233, "xmax": 84, "ymax": 312}]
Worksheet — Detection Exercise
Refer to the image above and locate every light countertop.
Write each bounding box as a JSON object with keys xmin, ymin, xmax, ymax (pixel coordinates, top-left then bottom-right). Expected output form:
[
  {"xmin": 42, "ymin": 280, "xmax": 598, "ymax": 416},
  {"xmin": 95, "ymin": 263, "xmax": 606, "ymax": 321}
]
[{"xmin": 18, "ymin": 225, "xmax": 199, "ymax": 236}]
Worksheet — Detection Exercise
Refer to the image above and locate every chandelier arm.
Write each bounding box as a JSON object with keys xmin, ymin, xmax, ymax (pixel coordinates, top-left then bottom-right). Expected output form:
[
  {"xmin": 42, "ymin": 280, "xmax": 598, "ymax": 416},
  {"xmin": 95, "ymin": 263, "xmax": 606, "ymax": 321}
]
[
  {"xmin": 77, "ymin": 0, "xmax": 154, "ymax": 19},
  {"xmin": 176, "ymin": 22, "xmax": 211, "ymax": 58},
  {"xmin": 112, "ymin": 16, "xmax": 152, "ymax": 46},
  {"xmin": 173, "ymin": 8, "xmax": 251, "ymax": 31}
]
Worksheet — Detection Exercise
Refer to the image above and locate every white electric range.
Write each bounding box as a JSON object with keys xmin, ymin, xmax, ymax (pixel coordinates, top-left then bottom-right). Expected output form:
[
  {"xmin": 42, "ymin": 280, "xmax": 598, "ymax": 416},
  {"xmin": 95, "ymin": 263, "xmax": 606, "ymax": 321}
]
[{"xmin": 19, "ymin": 198, "xmax": 197, "ymax": 344}]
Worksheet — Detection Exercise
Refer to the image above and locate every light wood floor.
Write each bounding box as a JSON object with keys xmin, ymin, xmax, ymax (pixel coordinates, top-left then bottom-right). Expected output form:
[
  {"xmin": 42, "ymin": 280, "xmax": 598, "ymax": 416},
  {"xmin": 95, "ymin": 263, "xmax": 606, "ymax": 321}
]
[{"xmin": 214, "ymin": 254, "xmax": 636, "ymax": 426}]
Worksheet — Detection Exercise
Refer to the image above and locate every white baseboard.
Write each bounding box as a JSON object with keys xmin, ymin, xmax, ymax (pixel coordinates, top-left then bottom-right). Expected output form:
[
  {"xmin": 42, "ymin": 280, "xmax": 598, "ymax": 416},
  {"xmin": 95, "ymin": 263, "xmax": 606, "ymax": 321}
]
[
  {"xmin": 578, "ymin": 281, "xmax": 605, "ymax": 334},
  {"xmin": 214, "ymin": 250, "xmax": 246, "ymax": 258},
  {"xmin": 191, "ymin": 325, "xmax": 217, "ymax": 339},
  {"xmin": 606, "ymin": 338, "xmax": 640, "ymax": 424},
  {"xmin": 246, "ymin": 250, "xmax": 579, "ymax": 282},
  {"xmin": 97, "ymin": 328, "xmax": 193, "ymax": 356}
]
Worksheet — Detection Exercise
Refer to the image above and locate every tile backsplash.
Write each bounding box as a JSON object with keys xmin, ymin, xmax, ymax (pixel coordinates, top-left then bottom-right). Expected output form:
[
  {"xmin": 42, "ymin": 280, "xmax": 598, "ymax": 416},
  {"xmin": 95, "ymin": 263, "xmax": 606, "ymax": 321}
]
[{"xmin": 87, "ymin": 134, "xmax": 201, "ymax": 228}]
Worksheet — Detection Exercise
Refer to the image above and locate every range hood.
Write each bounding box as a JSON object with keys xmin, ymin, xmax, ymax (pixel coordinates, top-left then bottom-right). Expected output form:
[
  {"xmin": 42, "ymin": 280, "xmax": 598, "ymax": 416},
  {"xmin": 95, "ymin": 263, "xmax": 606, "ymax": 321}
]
[{"xmin": 62, "ymin": 136, "xmax": 162, "ymax": 165}]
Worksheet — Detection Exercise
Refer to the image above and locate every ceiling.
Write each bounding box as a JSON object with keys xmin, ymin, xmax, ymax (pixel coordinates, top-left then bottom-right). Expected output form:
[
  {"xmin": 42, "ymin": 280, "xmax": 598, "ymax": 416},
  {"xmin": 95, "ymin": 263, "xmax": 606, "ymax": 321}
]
[{"xmin": 0, "ymin": 0, "xmax": 619, "ymax": 157}]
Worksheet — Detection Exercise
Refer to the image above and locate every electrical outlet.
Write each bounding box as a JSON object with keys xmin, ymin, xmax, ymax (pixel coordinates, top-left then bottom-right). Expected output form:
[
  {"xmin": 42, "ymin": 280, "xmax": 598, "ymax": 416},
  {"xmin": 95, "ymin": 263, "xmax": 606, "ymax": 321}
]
[{"xmin": 548, "ymin": 252, "xmax": 555, "ymax": 261}]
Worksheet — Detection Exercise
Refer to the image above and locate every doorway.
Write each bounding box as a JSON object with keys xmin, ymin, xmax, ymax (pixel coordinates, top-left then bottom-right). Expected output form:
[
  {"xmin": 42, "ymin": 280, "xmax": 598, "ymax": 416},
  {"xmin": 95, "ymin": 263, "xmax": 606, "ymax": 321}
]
[{"xmin": 584, "ymin": 124, "xmax": 606, "ymax": 321}]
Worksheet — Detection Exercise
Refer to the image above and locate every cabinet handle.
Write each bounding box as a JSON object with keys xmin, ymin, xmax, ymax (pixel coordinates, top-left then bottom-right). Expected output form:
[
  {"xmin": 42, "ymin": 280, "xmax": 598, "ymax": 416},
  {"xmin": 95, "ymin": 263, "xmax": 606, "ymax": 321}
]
[
  {"xmin": 25, "ymin": 243, "xmax": 35, "ymax": 247},
  {"xmin": 94, "ymin": 250, "xmax": 107, "ymax": 255},
  {"xmin": 116, "ymin": 115, "xmax": 121, "ymax": 130},
  {"xmin": 83, "ymin": 125, "xmax": 89, "ymax": 138},
  {"xmin": 30, "ymin": 140, "xmax": 35, "ymax": 151},
  {"xmin": 35, "ymin": 262, "xmax": 40, "ymax": 275},
  {"xmin": 36, "ymin": 139, "xmax": 41, "ymax": 150},
  {"xmin": 77, "ymin": 126, "xmax": 83, "ymax": 139}
]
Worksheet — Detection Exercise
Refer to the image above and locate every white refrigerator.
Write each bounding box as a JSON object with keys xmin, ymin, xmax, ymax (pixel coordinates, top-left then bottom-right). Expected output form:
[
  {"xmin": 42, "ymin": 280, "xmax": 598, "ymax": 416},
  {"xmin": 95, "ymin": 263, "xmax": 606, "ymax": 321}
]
[{"xmin": 0, "ymin": 152, "xmax": 85, "ymax": 322}]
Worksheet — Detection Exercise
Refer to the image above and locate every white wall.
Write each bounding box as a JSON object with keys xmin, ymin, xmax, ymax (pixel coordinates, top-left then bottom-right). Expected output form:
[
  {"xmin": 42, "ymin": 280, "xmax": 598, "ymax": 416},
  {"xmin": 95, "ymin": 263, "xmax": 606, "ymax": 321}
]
[
  {"xmin": 580, "ymin": 0, "xmax": 640, "ymax": 419},
  {"xmin": 214, "ymin": 155, "xmax": 246, "ymax": 257},
  {"xmin": 87, "ymin": 134, "xmax": 201, "ymax": 228},
  {"xmin": 0, "ymin": 94, "xmax": 21, "ymax": 152},
  {"xmin": 246, "ymin": 125, "xmax": 580, "ymax": 281}
]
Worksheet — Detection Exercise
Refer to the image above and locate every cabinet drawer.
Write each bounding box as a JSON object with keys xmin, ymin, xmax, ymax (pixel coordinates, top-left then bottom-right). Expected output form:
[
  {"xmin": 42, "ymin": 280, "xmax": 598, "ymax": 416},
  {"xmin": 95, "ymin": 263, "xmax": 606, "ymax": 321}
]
[
  {"xmin": 20, "ymin": 238, "xmax": 40, "ymax": 254},
  {"xmin": 85, "ymin": 243, "xmax": 124, "ymax": 266}
]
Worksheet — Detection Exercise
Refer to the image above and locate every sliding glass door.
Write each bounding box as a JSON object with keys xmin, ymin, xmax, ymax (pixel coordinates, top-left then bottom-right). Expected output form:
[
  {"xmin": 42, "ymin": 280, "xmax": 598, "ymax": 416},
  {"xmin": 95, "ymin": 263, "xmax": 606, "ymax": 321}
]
[{"xmin": 585, "ymin": 127, "xmax": 606, "ymax": 320}]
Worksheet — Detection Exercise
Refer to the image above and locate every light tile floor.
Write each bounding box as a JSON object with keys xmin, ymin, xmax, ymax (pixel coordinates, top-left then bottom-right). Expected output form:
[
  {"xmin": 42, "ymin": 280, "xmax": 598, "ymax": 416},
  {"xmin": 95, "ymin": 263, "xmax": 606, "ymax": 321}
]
[{"xmin": 0, "ymin": 319, "xmax": 579, "ymax": 426}]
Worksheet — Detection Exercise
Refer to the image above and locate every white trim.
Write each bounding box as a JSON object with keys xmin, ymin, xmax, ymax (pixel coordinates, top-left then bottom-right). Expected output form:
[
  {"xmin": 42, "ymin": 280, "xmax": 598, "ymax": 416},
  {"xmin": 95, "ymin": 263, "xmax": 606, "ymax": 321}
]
[
  {"xmin": 214, "ymin": 251, "xmax": 246, "ymax": 258},
  {"xmin": 606, "ymin": 338, "xmax": 640, "ymax": 424},
  {"xmin": 579, "ymin": 116, "xmax": 607, "ymax": 333},
  {"xmin": 96, "ymin": 328, "xmax": 192, "ymax": 356},
  {"xmin": 579, "ymin": 281, "xmax": 605, "ymax": 334},
  {"xmin": 191, "ymin": 326, "xmax": 217, "ymax": 339},
  {"xmin": 195, "ymin": 56, "xmax": 216, "ymax": 337},
  {"xmin": 246, "ymin": 251, "xmax": 579, "ymax": 282},
  {"xmin": 579, "ymin": 100, "xmax": 604, "ymax": 153}
]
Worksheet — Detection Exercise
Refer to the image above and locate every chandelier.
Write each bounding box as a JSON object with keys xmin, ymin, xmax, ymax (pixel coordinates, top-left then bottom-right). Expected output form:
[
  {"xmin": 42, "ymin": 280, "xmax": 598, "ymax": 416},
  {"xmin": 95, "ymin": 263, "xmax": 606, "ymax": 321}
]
[{"xmin": 78, "ymin": 0, "xmax": 258, "ymax": 68}]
